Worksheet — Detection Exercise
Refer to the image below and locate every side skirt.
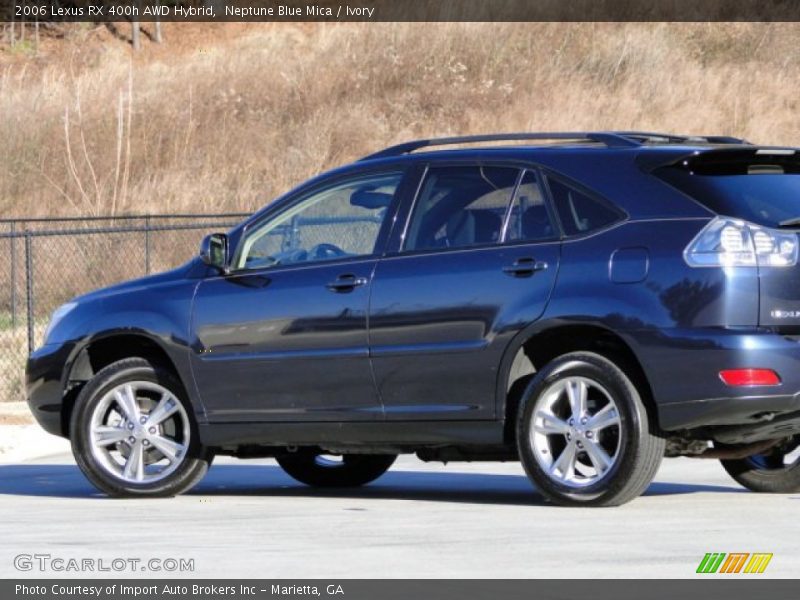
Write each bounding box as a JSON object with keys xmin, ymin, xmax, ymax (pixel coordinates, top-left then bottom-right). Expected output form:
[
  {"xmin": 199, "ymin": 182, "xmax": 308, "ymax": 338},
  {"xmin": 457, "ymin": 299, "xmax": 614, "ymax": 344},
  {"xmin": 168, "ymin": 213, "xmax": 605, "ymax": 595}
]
[{"xmin": 199, "ymin": 420, "xmax": 505, "ymax": 450}]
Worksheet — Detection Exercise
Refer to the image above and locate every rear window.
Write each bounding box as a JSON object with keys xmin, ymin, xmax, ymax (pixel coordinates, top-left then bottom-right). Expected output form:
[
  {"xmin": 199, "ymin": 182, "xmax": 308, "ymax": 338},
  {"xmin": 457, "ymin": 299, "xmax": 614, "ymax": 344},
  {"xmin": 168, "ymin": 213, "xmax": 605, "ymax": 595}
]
[
  {"xmin": 654, "ymin": 150, "xmax": 800, "ymax": 228},
  {"xmin": 547, "ymin": 177, "xmax": 623, "ymax": 236}
]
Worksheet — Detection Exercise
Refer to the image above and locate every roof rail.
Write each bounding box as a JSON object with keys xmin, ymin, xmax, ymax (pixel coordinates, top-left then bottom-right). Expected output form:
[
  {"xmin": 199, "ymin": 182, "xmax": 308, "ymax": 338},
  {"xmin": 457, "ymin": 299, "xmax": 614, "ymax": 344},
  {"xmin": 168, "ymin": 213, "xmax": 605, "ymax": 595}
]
[
  {"xmin": 359, "ymin": 131, "xmax": 750, "ymax": 161},
  {"xmin": 360, "ymin": 132, "xmax": 639, "ymax": 161},
  {"xmin": 613, "ymin": 131, "xmax": 750, "ymax": 145}
]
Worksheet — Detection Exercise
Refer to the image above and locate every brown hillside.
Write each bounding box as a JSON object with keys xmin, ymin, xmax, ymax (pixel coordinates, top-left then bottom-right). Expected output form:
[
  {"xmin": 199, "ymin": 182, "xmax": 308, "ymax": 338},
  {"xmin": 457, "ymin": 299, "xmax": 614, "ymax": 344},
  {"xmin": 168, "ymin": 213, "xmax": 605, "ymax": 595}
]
[{"xmin": 2, "ymin": 22, "xmax": 800, "ymax": 217}]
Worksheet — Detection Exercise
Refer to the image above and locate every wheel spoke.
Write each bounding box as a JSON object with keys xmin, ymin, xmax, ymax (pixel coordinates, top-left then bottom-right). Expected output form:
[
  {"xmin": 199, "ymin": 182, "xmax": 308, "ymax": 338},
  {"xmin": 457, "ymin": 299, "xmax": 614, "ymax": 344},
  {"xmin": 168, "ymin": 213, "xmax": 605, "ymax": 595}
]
[
  {"xmin": 90, "ymin": 380, "xmax": 191, "ymax": 485},
  {"xmin": 148, "ymin": 435, "xmax": 185, "ymax": 463},
  {"xmin": 586, "ymin": 403, "xmax": 620, "ymax": 431},
  {"xmin": 123, "ymin": 442, "xmax": 145, "ymax": 481},
  {"xmin": 93, "ymin": 426, "xmax": 128, "ymax": 447},
  {"xmin": 146, "ymin": 393, "xmax": 179, "ymax": 427},
  {"xmin": 566, "ymin": 379, "xmax": 587, "ymax": 419},
  {"xmin": 583, "ymin": 439, "xmax": 613, "ymax": 475},
  {"xmin": 530, "ymin": 375, "xmax": 623, "ymax": 490},
  {"xmin": 550, "ymin": 441, "xmax": 577, "ymax": 479},
  {"xmin": 533, "ymin": 411, "xmax": 571, "ymax": 435},
  {"xmin": 114, "ymin": 385, "xmax": 140, "ymax": 424}
]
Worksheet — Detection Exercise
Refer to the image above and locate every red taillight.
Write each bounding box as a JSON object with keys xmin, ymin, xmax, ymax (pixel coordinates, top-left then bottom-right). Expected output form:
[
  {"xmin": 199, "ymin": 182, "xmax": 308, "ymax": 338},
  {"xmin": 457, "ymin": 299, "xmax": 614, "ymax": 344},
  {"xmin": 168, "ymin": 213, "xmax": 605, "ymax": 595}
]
[{"xmin": 719, "ymin": 369, "xmax": 781, "ymax": 387}]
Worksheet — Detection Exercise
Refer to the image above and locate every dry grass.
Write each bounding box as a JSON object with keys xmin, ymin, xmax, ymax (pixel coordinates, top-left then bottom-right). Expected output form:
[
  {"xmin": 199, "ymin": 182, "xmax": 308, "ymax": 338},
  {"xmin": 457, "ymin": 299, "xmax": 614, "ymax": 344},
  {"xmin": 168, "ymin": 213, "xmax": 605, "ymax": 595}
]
[{"xmin": 2, "ymin": 22, "xmax": 800, "ymax": 218}]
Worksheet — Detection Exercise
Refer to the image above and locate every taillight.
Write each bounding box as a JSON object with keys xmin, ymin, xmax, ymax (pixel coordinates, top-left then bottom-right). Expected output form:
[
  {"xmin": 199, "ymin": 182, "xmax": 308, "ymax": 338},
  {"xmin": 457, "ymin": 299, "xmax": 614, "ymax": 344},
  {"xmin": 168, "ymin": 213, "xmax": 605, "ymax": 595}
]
[
  {"xmin": 719, "ymin": 369, "xmax": 781, "ymax": 387},
  {"xmin": 684, "ymin": 217, "xmax": 798, "ymax": 268}
]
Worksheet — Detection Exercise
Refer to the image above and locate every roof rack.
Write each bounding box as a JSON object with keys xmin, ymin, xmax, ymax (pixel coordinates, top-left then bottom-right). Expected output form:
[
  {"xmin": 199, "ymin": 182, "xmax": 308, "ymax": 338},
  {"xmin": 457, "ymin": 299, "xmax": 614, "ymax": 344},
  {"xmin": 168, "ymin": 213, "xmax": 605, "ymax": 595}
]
[
  {"xmin": 612, "ymin": 131, "xmax": 749, "ymax": 145},
  {"xmin": 359, "ymin": 131, "xmax": 750, "ymax": 161}
]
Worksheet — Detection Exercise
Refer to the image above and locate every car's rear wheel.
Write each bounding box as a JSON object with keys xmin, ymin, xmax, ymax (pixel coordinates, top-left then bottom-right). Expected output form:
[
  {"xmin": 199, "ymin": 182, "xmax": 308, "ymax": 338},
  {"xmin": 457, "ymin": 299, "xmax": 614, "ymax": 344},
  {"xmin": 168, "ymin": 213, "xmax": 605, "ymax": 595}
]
[
  {"xmin": 70, "ymin": 358, "xmax": 210, "ymax": 498},
  {"xmin": 517, "ymin": 352, "xmax": 665, "ymax": 507},
  {"xmin": 276, "ymin": 451, "xmax": 396, "ymax": 487},
  {"xmin": 720, "ymin": 436, "xmax": 800, "ymax": 493}
]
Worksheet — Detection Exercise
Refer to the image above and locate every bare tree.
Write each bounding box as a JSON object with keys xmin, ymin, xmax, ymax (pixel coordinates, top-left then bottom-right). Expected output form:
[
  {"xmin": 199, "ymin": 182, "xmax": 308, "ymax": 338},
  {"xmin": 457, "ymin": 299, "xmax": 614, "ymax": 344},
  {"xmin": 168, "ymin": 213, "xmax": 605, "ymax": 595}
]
[
  {"xmin": 131, "ymin": 20, "xmax": 140, "ymax": 51},
  {"xmin": 154, "ymin": 1, "xmax": 163, "ymax": 43},
  {"xmin": 19, "ymin": 0, "xmax": 25, "ymax": 45}
]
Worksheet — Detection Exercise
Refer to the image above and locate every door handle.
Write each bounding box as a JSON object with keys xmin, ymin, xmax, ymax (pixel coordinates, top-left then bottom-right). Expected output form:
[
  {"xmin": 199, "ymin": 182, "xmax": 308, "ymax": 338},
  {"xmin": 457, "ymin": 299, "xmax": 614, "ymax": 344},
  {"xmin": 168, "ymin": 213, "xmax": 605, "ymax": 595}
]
[
  {"xmin": 326, "ymin": 274, "xmax": 368, "ymax": 292},
  {"xmin": 502, "ymin": 257, "xmax": 548, "ymax": 277}
]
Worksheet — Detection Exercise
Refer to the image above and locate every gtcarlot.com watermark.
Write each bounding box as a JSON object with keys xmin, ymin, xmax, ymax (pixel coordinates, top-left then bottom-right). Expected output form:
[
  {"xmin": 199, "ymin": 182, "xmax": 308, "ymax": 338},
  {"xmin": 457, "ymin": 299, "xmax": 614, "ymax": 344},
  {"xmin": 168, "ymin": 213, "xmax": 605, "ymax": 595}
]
[{"xmin": 14, "ymin": 553, "xmax": 194, "ymax": 573}]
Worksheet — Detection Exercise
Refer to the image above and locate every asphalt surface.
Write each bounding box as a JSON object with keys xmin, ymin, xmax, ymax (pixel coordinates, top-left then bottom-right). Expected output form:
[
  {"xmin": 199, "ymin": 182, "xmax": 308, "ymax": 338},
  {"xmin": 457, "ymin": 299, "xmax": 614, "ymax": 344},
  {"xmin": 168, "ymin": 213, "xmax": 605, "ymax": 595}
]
[{"xmin": 0, "ymin": 452, "xmax": 797, "ymax": 579}]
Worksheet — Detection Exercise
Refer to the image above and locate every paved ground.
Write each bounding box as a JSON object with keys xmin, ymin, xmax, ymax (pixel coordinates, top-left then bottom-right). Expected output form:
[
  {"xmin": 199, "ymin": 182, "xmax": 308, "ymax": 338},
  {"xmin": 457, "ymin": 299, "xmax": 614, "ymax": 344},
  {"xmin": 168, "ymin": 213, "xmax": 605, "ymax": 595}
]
[{"xmin": 0, "ymin": 451, "xmax": 797, "ymax": 579}]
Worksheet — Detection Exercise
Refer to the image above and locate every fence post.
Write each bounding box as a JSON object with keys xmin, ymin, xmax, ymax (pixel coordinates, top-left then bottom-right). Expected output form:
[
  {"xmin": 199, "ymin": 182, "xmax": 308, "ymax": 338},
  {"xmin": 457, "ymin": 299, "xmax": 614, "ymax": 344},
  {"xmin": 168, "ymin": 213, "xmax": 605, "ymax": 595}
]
[
  {"xmin": 145, "ymin": 215, "xmax": 152, "ymax": 274},
  {"xmin": 25, "ymin": 232, "xmax": 34, "ymax": 354},
  {"xmin": 10, "ymin": 222, "xmax": 16, "ymax": 329}
]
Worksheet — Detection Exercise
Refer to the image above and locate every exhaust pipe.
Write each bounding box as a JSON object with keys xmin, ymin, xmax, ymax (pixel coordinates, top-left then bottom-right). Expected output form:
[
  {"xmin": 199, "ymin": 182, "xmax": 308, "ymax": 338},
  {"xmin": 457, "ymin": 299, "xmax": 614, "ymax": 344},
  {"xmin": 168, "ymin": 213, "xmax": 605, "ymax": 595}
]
[{"xmin": 692, "ymin": 439, "xmax": 781, "ymax": 460}]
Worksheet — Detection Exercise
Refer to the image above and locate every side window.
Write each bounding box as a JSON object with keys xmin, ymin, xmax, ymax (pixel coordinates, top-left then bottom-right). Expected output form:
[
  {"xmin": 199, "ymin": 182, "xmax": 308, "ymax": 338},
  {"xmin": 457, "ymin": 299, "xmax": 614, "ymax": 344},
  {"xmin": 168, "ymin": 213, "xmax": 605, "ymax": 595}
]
[
  {"xmin": 504, "ymin": 170, "xmax": 556, "ymax": 243},
  {"xmin": 547, "ymin": 177, "xmax": 623, "ymax": 236},
  {"xmin": 237, "ymin": 172, "xmax": 402, "ymax": 270},
  {"xmin": 404, "ymin": 166, "xmax": 519, "ymax": 252}
]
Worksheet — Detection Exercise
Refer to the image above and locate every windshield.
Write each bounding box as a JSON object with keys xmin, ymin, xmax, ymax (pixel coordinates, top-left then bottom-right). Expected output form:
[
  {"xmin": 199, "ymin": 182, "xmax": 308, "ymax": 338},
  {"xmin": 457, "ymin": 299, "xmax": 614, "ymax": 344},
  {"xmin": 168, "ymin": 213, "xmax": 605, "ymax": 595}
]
[{"xmin": 654, "ymin": 150, "xmax": 800, "ymax": 228}]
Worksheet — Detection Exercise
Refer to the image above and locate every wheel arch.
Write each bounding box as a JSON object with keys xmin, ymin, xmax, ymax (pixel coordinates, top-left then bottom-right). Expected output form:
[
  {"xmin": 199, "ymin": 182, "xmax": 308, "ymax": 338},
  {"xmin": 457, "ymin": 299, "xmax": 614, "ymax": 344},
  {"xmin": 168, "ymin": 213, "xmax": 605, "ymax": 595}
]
[
  {"xmin": 60, "ymin": 332, "xmax": 198, "ymax": 437},
  {"xmin": 497, "ymin": 320, "xmax": 658, "ymax": 443}
]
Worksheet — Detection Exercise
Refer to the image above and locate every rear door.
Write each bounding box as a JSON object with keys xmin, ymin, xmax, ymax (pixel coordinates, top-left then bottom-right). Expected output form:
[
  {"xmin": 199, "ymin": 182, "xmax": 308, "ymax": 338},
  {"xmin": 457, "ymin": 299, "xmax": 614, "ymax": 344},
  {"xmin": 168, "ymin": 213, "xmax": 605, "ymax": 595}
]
[{"xmin": 368, "ymin": 165, "xmax": 561, "ymax": 420}]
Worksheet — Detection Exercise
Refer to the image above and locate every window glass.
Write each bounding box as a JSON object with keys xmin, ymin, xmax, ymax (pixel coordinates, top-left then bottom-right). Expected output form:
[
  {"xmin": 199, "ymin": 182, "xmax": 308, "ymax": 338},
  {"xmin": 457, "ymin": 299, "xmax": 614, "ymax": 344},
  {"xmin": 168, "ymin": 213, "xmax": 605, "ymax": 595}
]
[
  {"xmin": 654, "ymin": 151, "xmax": 800, "ymax": 228},
  {"xmin": 548, "ymin": 177, "xmax": 622, "ymax": 236},
  {"xmin": 504, "ymin": 170, "xmax": 555, "ymax": 243},
  {"xmin": 237, "ymin": 172, "xmax": 401, "ymax": 270},
  {"xmin": 404, "ymin": 166, "xmax": 519, "ymax": 252}
]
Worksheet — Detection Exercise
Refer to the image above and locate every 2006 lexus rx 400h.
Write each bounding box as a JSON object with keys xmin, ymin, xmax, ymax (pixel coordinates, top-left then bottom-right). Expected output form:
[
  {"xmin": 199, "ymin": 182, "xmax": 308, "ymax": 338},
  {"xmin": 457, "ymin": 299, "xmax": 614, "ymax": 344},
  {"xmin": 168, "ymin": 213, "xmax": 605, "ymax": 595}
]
[{"xmin": 27, "ymin": 132, "xmax": 800, "ymax": 506}]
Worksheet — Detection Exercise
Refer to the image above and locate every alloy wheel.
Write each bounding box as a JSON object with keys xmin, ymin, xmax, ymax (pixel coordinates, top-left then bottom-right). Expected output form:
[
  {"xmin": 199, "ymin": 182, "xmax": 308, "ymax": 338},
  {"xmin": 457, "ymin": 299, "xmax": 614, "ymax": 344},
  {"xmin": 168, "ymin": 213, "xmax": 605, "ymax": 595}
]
[
  {"xmin": 88, "ymin": 381, "xmax": 191, "ymax": 484},
  {"xmin": 530, "ymin": 375, "xmax": 622, "ymax": 488}
]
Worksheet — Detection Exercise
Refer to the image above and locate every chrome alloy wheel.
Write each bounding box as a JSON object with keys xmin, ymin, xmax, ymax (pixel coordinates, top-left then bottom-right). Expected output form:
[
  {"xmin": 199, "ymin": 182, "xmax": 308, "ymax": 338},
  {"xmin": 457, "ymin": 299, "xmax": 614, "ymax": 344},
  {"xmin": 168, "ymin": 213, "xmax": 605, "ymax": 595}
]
[
  {"xmin": 88, "ymin": 381, "xmax": 190, "ymax": 484},
  {"xmin": 530, "ymin": 375, "xmax": 622, "ymax": 488}
]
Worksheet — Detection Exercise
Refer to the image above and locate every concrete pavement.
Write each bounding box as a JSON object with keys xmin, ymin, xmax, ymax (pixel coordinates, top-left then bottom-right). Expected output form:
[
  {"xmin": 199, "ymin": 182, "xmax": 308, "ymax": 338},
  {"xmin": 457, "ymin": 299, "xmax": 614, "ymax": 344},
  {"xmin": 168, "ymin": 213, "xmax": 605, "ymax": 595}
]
[{"xmin": 0, "ymin": 452, "xmax": 797, "ymax": 579}]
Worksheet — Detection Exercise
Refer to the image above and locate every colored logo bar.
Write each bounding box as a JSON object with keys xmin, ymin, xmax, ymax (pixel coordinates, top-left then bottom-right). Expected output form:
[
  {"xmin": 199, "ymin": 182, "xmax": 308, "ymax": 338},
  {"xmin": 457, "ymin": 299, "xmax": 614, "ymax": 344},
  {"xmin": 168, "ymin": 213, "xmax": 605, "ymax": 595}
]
[{"xmin": 697, "ymin": 553, "xmax": 772, "ymax": 574}]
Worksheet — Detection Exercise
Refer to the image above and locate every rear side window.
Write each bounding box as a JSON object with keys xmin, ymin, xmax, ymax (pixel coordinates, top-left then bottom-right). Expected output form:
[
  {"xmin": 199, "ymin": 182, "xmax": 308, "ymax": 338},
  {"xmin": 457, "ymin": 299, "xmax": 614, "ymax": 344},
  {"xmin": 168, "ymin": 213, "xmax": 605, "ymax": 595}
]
[
  {"xmin": 547, "ymin": 177, "xmax": 623, "ymax": 236},
  {"xmin": 654, "ymin": 150, "xmax": 800, "ymax": 228},
  {"xmin": 404, "ymin": 166, "xmax": 519, "ymax": 252}
]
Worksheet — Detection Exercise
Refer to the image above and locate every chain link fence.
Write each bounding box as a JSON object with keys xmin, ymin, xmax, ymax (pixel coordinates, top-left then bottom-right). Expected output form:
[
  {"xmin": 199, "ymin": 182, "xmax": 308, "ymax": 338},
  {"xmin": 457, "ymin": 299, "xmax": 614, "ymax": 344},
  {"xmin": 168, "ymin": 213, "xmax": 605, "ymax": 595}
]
[{"xmin": 0, "ymin": 213, "xmax": 249, "ymax": 403}]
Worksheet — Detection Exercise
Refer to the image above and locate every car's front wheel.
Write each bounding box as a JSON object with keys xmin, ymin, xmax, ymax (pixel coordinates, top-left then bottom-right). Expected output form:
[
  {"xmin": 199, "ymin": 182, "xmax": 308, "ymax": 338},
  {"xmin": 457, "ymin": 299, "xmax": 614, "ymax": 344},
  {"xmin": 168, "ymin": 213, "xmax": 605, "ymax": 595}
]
[
  {"xmin": 720, "ymin": 436, "xmax": 800, "ymax": 493},
  {"xmin": 276, "ymin": 451, "xmax": 396, "ymax": 487},
  {"xmin": 70, "ymin": 358, "xmax": 211, "ymax": 498},
  {"xmin": 517, "ymin": 352, "xmax": 665, "ymax": 507}
]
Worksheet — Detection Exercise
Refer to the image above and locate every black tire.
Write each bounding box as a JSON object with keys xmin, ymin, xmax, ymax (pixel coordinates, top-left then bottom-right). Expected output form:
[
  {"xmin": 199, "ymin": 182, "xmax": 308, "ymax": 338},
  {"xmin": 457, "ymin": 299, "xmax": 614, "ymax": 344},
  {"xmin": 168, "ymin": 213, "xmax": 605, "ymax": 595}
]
[
  {"xmin": 70, "ymin": 358, "xmax": 210, "ymax": 498},
  {"xmin": 516, "ymin": 351, "xmax": 665, "ymax": 507},
  {"xmin": 720, "ymin": 437, "xmax": 800, "ymax": 493},
  {"xmin": 276, "ymin": 451, "xmax": 396, "ymax": 487}
]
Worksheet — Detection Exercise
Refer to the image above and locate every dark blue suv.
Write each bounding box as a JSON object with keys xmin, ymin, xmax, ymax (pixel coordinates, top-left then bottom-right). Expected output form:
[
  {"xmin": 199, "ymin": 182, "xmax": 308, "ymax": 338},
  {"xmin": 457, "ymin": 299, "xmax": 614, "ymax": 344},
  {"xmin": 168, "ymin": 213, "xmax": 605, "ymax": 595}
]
[{"xmin": 26, "ymin": 132, "xmax": 800, "ymax": 506}]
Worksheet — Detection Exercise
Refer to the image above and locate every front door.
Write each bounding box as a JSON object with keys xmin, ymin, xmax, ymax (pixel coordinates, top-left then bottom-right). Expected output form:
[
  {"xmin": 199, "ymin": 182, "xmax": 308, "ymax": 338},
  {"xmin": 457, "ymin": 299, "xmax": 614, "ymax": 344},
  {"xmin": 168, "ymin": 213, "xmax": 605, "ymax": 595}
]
[
  {"xmin": 369, "ymin": 167, "xmax": 561, "ymax": 420},
  {"xmin": 190, "ymin": 170, "xmax": 405, "ymax": 422}
]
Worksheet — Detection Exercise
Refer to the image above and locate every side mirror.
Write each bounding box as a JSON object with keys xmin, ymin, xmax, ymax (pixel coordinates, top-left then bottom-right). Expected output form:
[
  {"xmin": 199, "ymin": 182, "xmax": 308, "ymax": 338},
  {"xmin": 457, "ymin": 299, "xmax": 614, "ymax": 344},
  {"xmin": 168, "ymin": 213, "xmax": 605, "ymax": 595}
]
[{"xmin": 199, "ymin": 233, "xmax": 228, "ymax": 271}]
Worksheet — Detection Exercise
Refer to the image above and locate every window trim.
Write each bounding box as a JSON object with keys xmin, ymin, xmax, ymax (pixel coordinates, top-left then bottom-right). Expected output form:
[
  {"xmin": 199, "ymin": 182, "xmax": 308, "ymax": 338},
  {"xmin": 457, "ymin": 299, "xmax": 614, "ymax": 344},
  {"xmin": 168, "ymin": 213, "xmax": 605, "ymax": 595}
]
[
  {"xmin": 229, "ymin": 168, "xmax": 407, "ymax": 274},
  {"xmin": 499, "ymin": 168, "xmax": 561, "ymax": 245}
]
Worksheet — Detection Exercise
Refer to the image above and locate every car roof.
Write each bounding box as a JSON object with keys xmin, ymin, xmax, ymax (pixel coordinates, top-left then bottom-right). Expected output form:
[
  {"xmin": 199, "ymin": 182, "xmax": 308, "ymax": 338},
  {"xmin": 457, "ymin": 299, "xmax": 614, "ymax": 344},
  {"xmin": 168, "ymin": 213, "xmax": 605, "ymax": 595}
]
[
  {"xmin": 342, "ymin": 133, "xmax": 798, "ymax": 220},
  {"xmin": 243, "ymin": 133, "xmax": 796, "ymax": 230},
  {"xmin": 358, "ymin": 131, "xmax": 750, "ymax": 161}
]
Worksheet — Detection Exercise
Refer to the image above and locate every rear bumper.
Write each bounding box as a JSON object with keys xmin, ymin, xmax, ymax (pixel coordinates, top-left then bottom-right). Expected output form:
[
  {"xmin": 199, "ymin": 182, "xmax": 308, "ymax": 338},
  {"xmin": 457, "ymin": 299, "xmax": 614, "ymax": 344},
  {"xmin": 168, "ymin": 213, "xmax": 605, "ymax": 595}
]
[
  {"xmin": 26, "ymin": 342, "xmax": 75, "ymax": 438},
  {"xmin": 625, "ymin": 327, "xmax": 800, "ymax": 432}
]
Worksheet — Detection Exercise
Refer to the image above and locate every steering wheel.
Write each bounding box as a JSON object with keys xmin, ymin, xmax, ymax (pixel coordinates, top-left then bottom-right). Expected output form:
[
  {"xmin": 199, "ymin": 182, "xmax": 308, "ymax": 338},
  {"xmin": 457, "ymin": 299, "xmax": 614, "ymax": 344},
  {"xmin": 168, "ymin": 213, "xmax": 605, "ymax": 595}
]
[{"xmin": 308, "ymin": 243, "xmax": 347, "ymax": 261}]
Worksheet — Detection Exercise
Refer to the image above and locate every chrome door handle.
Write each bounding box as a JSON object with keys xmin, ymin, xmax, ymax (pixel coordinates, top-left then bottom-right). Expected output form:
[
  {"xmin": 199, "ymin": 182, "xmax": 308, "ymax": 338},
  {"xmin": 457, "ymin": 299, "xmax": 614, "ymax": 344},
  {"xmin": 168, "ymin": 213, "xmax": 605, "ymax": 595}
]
[
  {"xmin": 326, "ymin": 274, "xmax": 368, "ymax": 292},
  {"xmin": 502, "ymin": 258, "xmax": 548, "ymax": 277}
]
